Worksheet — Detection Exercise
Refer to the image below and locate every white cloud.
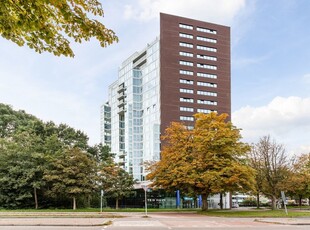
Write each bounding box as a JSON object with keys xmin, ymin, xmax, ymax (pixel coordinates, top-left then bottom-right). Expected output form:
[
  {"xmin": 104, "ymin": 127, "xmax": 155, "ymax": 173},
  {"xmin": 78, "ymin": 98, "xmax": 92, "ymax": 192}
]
[
  {"xmin": 233, "ymin": 96, "xmax": 310, "ymax": 155},
  {"xmin": 123, "ymin": 0, "xmax": 247, "ymax": 25}
]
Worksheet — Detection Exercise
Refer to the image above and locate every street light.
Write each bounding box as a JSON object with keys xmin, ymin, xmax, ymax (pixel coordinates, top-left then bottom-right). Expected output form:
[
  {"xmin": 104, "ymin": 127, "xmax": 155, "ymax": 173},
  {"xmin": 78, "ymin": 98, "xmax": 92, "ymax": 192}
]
[
  {"xmin": 142, "ymin": 185, "xmax": 148, "ymax": 217},
  {"xmin": 100, "ymin": 190, "xmax": 104, "ymax": 212}
]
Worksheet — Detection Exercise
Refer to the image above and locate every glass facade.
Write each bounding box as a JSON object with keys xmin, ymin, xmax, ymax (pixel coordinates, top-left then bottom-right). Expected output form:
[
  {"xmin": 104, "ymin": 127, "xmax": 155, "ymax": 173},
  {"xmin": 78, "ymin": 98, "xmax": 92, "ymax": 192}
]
[{"xmin": 102, "ymin": 38, "xmax": 160, "ymax": 181}]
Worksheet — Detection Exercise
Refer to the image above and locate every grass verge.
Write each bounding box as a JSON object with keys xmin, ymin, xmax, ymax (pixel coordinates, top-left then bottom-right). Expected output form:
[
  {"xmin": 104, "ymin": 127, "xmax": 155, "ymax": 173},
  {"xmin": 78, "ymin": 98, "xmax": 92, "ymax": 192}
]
[
  {"xmin": 0, "ymin": 208, "xmax": 197, "ymax": 213},
  {"xmin": 199, "ymin": 209, "xmax": 310, "ymax": 218}
]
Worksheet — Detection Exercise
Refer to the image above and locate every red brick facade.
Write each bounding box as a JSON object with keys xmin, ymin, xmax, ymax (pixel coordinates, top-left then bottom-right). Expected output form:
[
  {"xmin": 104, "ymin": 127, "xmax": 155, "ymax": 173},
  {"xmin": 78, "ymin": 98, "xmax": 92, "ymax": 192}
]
[{"xmin": 160, "ymin": 13, "xmax": 231, "ymax": 135}]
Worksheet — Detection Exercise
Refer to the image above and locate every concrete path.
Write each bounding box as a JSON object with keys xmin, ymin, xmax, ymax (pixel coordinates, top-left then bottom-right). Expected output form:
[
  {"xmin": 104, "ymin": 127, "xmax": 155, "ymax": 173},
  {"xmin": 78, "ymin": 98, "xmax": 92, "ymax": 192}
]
[
  {"xmin": 255, "ymin": 218, "xmax": 310, "ymax": 225},
  {"xmin": 0, "ymin": 212, "xmax": 309, "ymax": 227}
]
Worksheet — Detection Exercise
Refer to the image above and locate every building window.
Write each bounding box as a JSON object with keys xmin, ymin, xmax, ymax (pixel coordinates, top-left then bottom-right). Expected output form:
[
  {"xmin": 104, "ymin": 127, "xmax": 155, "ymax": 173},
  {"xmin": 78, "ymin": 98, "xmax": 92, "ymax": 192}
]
[
  {"xmin": 179, "ymin": 33, "xmax": 193, "ymax": 39},
  {"xmin": 180, "ymin": 88, "xmax": 194, "ymax": 94},
  {"xmin": 180, "ymin": 107, "xmax": 194, "ymax": 112},
  {"xmin": 197, "ymin": 81, "xmax": 217, "ymax": 88},
  {"xmin": 197, "ymin": 27, "xmax": 217, "ymax": 34},
  {"xmin": 180, "ymin": 70, "xmax": 194, "ymax": 75},
  {"xmin": 179, "ymin": 23, "xmax": 193, "ymax": 30},
  {"xmin": 197, "ymin": 45, "xmax": 217, "ymax": 52},
  {"xmin": 179, "ymin": 42, "xmax": 193, "ymax": 48},
  {"xmin": 179, "ymin": 51, "xmax": 193, "ymax": 57},
  {"xmin": 197, "ymin": 63, "xmax": 217, "ymax": 70},
  {"xmin": 180, "ymin": 79, "xmax": 194, "ymax": 85},
  {"xmin": 197, "ymin": 36, "xmax": 217, "ymax": 43},
  {"xmin": 180, "ymin": 60, "xmax": 193, "ymax": 66},
  {"xmin": 180, "ymin": 97, "xmax": 194, "ymax": 103},
  {"xmin": 180, "ymin": 116, "xmax": 194, "ymax": 121},
  {"xmin": 197, "ymin": 72, "xmax": 217, "ymax": 79},
  {"xmin": 197, "ymin": 108, "xmax": 213, "ymax": 114},
  {"xmin": 197, "ymin": 90, "xmax": 217, "ymax": 97},
  {"xmin": 197, "ymin": 54, "xmax": 217, "ymax": 61},
  {"xmin": 197, "ymin": 99, "xmax": 217, "ymax": 105}
]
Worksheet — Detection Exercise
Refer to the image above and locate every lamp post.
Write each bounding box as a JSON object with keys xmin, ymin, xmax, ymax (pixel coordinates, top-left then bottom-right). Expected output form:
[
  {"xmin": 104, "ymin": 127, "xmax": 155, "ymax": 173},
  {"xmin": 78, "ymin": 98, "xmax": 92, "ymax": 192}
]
[
  {"xmin": 142, "ymin": 185, "xmax": 148, "ymax": 217},
  {"xmin": 100, "ymin": 190, "xmax": 104, "ymax": 212}
]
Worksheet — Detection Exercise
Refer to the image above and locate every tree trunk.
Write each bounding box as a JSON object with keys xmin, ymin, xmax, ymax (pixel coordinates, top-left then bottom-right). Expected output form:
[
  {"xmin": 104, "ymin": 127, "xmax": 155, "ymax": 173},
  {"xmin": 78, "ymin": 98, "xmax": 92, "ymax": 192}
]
[
  {"xmin": 201, "ymin": 194, "xmax": 208, "ymax": 211},
  {"xmin": 115, "ymin": 198, "xmax": 119, "ymax": 209},
  {"xmin": 87, "ymin": 195, "xmax": 91, "ymax": 208},
  {"xmin": 256, "ymin": 192, "xmax": 260, "ymax": 209},
  {"xmin": 271, "ymin": 196, "xmax": 277, "ymax": 210},
  {"xmin": 34, "ymin": 187, "xmax": 38, "ymax": 209},
  {"xmin": 299, "ymin": 195, "xmax": 302, "ymax": 209},
  {"xmin": 219, "ymin": 193, "xmax": 223, "ymax": 209},
  {"xmin": 73, "ymin": 197, "xmax": 76, "ymax": 210}
]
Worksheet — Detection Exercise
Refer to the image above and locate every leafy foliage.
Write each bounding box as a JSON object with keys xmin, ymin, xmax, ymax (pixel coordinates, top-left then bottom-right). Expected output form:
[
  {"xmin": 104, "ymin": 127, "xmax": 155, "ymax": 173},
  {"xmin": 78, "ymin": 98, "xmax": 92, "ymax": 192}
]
[
  {"xmin": 88, "ymin": 143, "xmax": 115, "ymax": 163},
  {"xmin": 0, "ymin": 103, "xmax": 137, "ymax": 209},
  {"xmin": 286, "ymin": 153, "xmax": 310, "ymax": 206},
  {"xmin": 0, "ymin": 134, "xmax": 45, "ymax": 208},
  {"xmin": 44, "ymin": 147, "xmax": 97, "ymax": 209},
  {"xmin": 0, "ymin": 0, "xmax": 118, "ymax": 57},
  {"xmin": 0, "ymin": 103, "xmax": 39, "ymax": 138},
  {"xmin": 147, "ymin": 112, "xmax": 255, "ymax": 210},
  {"xmin": 249, "ymin": 135, "xmax": 291, "ymax": 210},
  {"xmin": 98, "ymin": 146, "xmax": 135, "ymax": 209}
]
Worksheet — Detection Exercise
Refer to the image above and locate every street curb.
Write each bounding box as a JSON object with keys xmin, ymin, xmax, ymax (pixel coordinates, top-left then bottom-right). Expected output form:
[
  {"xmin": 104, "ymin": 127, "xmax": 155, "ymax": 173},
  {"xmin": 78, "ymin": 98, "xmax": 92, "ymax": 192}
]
[
  {"xmin": 0, "ymin": 212, "xmax": 123, "ymax": 218},
  {"xmin": 254, "ymin": 219, "xmax": 310, "ymax": 225},
  {"xmin": 0, "ymin": 220, "xmax": 113, "ymax": 227},
  {"xmin": 0, "ymin": 224, "xmax": 106, "ymax": 227}
]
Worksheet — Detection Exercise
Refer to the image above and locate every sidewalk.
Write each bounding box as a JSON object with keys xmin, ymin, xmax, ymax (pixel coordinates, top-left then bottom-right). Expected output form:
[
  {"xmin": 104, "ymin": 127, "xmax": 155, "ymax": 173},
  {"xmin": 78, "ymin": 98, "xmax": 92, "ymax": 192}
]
[
  {"xmin": 0, "ymin": 217, "xmax": 113, "ymax": 226},
  {"xmin": 0, "ymin": 212, "xmax": 310, "ymax": 226},
  {"xmin": 255, "ymin": 218, "xmax": 310, "ymax": 225},
  {"xmin": 0, "ymin": 212, "xmax": 120, "ymax": 226}
]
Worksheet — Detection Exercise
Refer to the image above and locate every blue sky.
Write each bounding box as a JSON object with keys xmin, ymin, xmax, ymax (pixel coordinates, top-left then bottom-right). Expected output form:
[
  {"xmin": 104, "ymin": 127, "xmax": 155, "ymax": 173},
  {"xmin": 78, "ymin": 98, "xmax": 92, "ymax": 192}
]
[{"xmin": 1, "ymin": 0, "xmax": 310, "ymax": 155}]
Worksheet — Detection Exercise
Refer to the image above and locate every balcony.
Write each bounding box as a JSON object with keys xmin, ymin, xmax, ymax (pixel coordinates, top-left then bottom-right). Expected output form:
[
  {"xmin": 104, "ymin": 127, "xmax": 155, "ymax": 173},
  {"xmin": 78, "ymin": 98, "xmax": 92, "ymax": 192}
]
[
  {"xmin": 117, "ymin": 91, "xmax": 126, "ymax": 100},
  {"xmin": 118, "ymin": 99, "xmax": 126, "ymax": 107},
  {"xmin": 118, "ymin": 106, "xmax": 126, "ymax": 114},
  {"xmin": 117, "ymin": 83, "xmax": 126, "ymax": 93}
]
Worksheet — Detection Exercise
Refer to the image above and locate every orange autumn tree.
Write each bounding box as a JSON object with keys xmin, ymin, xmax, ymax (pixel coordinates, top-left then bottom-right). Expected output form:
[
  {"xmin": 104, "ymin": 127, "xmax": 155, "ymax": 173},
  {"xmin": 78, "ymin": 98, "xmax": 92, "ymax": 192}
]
[{"xmin": 147, "ymin": 112, "xmax": 255, "ymax": 210}]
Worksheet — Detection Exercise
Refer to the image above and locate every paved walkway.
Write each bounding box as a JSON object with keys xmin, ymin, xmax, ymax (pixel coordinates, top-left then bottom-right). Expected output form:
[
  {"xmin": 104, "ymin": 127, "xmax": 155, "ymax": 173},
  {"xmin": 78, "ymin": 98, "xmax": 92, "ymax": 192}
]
[
  {"xmin": 255, "ymin": 218, "xmax": 310, "ymax": 225},
  {"xmin": 0, "ymin": 217, "xmax": 110, "ymax": 226},
  {"xmin": 0, "ymin": 212, "xmax": 309, "ymax": 226}
]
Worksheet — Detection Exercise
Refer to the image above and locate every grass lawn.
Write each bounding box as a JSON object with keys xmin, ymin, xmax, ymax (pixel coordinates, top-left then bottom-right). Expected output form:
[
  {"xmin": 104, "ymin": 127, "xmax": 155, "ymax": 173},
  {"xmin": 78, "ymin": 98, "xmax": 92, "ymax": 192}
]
[
  {"xmin": 199, "ymin": 209, "xmax": 310, "ymax": 218},
  {"xmin": 0, "ymin": 208, "xmax": 198, "ymax": 213},
  {"xmin": 0, "ymin": 207, "xmax": 309, "ymax": 218}
]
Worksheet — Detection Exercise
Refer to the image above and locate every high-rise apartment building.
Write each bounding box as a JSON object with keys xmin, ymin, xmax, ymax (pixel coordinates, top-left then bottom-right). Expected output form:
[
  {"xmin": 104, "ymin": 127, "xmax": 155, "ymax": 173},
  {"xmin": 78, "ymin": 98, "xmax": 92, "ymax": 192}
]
[{"xmin": 101, "ymin": 13, "xmax": 230, "ymax": 181}]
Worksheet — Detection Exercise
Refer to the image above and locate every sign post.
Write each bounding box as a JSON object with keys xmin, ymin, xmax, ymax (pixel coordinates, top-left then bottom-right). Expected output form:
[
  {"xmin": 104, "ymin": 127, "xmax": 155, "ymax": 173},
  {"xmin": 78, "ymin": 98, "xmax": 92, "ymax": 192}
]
[
  {"xmin": 281, "ymin": 191, "xmax": 288, "ymax": 215},
  {"xmin": 176, "ymin": 190, "xmax": 180, "ymax": 209},
  {"xmin": 142, "ymin": 185, "xmax": 148, "ymax": 217}
]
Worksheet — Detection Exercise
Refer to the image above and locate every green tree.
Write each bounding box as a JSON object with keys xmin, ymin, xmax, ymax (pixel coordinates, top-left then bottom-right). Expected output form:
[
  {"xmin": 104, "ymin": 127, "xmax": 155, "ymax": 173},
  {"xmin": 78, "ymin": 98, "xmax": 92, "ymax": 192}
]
[
  {"xmin": 147, "ymin": 112, "xmax": 255, "ymax": 211},
  {"xmin": 95, "ymin": 144, "xmax": 135, "ymax": 209},
  {"xmin": 88, "ymin": 144, "xmax": 115, "ymax": 163},
  {"xmin": 44, "ymin": 147, "xmax": 97, "ymax": 209},
  {"xmin": 99, "ymin": 164, "xmax": 135, "ymax": 209},
  {"xmin": 0, "ymin": 103, "xmax": 102, "ymax": 209},
  {"xmin": 286, "ymin": 153, "xmax": 310, "ymax": 207},
  {"xmin": 56, "ymin": 124, "xmax": 89, "ymax": 150},
  {"xmin": 0, "ymin": 0, "xmax": 118, "ymax": 57},
  {"xmin": 0, "ymin": 133, "xmax": 45, "ymax": 209},
  {"xmin": 248, "ymin": 144, "xmax": 265, "ymax": 208},
  {"xmin": 0, "ymin": 103, "xmax": 39, "ymax": 138},
  {"xmin": 250, "ymin": 136, "xmax": 291, "ymax": 210}
]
